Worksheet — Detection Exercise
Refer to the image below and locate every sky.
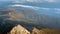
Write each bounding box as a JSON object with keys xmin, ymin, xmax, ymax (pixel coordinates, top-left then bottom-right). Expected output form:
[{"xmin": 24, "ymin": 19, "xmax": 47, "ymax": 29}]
[
  {"xmin": 0, "ymin": 0, "xmax": 60, "ymax": 3},
  {"xmin": 0, "ymin": 0, "xmax": 60, "ymax": 28},
  {"xmin": 0, "ymin": 0, "xmax": 60, "ymax": 17}
]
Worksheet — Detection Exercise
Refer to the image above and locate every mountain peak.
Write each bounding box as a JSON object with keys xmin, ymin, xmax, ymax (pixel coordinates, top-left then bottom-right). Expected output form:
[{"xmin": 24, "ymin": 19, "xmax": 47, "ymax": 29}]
[{"xmin": 9, "ymin": 25, "xmax": 30, "ymax": 34}]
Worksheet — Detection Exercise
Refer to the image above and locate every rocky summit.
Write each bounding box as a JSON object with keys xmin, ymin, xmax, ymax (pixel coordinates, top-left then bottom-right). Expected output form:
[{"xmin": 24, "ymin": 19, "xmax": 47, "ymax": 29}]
[
  {"xmin": 9, "ymin": 25, "xmax": 30, "ymax": 34},
  {"xmin": 7, "ymin": 25, "xmax": 60, "ymax": 34}
]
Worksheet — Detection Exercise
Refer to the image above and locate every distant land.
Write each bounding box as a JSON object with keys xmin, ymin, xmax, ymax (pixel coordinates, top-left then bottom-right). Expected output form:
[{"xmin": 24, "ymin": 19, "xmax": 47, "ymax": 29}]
[{"xmin": 0, "ymin": 1, "xmax": 60, "ymax": 34}]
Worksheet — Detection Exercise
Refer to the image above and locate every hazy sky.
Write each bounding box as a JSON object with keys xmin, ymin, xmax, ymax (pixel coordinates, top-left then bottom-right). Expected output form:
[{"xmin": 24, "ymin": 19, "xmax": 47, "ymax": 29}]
[
  {"xmin": 0, "ymin": 0, "xmax": 60, "ymax": 17},
  {"xmin": 0, "ymin": 0, "xmax": 60, "ymax": 3}
]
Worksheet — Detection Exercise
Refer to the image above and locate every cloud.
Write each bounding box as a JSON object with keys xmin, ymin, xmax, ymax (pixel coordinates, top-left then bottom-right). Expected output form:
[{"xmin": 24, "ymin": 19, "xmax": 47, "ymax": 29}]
[
  {"xmin": 9, "ymin": 4, "xmax": 50, "ymax": 10},
  {"xmin": 26, "ymin": 0, "xmax": 41, "ymax": 2},
  {"xmin": 0, "ymin": 0, "xmax": 12, "ymax": 1},
  {"xmin": 0, "ymin": 0, "xmax": 59, "ymax": 3},
  {"xmin": 41, "ymin": 0, "xmax": 59, "ymax": 3},
  {"xmin": 44, "ymin": 0, "xmax": 57, "ymax": 2},
  {"xmin": 9, "ymin": 4, "xmax": 60, "ymax": 15},
  {"xmin": 26, "ymin": 0, "xmax": 60, "ymax": 3},
  {"xmin": 55, "ymin": 12, "xmax": 60, "ymax": 13},
  {"xmin": 40, "ymin": 7, "xmax": 50, "ymax": 10},
  {"xmin": 54, "ymin": 8, "xmax": 60, "ymax": 14}
]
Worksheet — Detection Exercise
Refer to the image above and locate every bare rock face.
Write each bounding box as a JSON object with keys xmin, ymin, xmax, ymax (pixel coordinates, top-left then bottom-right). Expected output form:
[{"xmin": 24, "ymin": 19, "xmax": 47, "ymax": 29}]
[{"xmin": 9, "ymin": 25, "xmax": 30, "ymax": 34}]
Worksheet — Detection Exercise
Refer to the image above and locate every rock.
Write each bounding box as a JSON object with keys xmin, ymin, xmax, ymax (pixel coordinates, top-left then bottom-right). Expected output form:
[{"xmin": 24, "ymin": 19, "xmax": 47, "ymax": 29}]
[
  {"xmin": 32, "ymin": 28, "xmax": 60, "ymax": 34},
  {"xmin": 32, "ymin": 28, "xmax": 40, "ymax": 34},
  {"xmin": 9, "ymin": 25, "xmax": 30, "ymax": 34}
]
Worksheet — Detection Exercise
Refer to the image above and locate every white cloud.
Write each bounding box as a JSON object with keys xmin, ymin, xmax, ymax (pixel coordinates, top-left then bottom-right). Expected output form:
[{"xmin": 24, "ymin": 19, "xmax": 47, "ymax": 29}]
[
  {"xmin": 54, "ymin": 8, "xmax": 60, "ymax": 10},
  {"xmin": 40, "ymin": 7, "xmax": 50, "ymax": 10},
  {"xmin": 26, "ymin": 0, "xmax": 41, "ymax": 2},
  {"xmin": 26, "ymin": 0, "xmax": 59, "ymax": 3},
  {"xmin": 9, "ymin": 4, "xmax": 50, "ymax": 10},
  {"xmin": 45, "ymin": 0, "xmax": 56, "ymax": 2},
  {"xmin": 0, "ymin": 0, "xmax": 59, "ymax": 3},
  {"xmin": 54, "ymin": 8, "xmax": 60, "ymax": 14},
  {"xmin": 0, "ymin": 0, "xmax": 12, "ymax": 1},
  {"xmin": 9, "ymin": 4, "xmax": 60, "ymax": 14}
]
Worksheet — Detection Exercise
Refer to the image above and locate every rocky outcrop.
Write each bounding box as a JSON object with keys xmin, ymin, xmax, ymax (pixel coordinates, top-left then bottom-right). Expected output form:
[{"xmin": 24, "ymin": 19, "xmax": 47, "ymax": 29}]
[
  {"xmin": 9, "ymin": 25, "xmax": 30, "ymax": 34},
  {"xmin": 32, "ymin": 28, "xmax": 60, "ymax": 34},
  {"xmin": 1, "ymin": 24, "xmax": 60, "ymax": 34},
  {"xmin": 32, "ymin": 28, "xmax": 45, "ymax": 34}
]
